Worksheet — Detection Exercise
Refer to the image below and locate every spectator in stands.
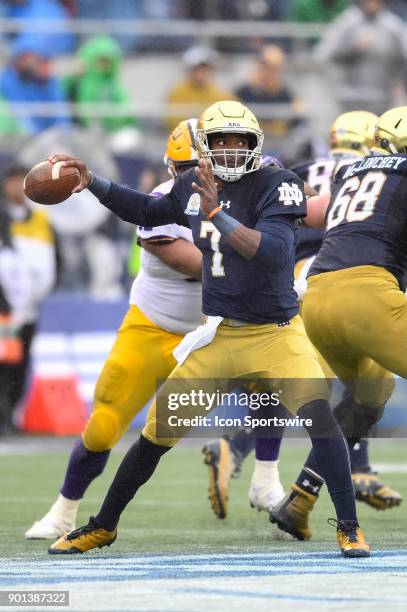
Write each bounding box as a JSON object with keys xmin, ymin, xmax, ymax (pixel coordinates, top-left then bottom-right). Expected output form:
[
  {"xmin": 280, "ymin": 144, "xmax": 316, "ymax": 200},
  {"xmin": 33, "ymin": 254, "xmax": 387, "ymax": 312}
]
[
  {"xmin": 236, "ymin": 45, "xmax": 305, "ymax": 142},
  {"xmin": 5, "ymin": 0, "xmax": 75, "ymax": 57},
  {"xmin": 0, "ymin": 94, "xmax": 24, "ymax": 135},
  {"xmin": 64, "ymin": 36, "xmax": 139, "ymax": 134},
  {"xmin": 314, "ymin": 0, "xmax": 407, "ymax": 114},
  {"xmin": 0, "ymin": 37, "xmax": 72, "ymax": 135},
  {"xmin": 0, "ymin": 204, "xmax": 28, "ymax": 436},
  {"xmin": 164, "ymin": 46, "xmax": 235, "ymax": 131},
  {"xmin": 0, "ymin": 164, "xmax": 58, "ymax": 433},
  {"xmin": 290, "ymin": 0, "xmax": 349, "ymax": 22}
]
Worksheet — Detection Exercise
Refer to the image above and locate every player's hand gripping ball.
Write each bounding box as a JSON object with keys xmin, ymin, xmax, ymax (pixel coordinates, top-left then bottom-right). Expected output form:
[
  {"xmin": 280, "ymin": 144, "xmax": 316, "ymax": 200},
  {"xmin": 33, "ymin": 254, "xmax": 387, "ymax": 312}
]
[{"xmin": 23, "ymin": 160, "xmax": 80, "ymax": 205}]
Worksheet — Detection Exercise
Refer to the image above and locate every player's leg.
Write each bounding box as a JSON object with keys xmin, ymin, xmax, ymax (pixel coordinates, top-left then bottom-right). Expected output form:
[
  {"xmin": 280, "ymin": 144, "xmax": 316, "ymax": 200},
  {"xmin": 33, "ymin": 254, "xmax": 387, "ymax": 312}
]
[
  {"xmin": 270, "ymin": 318, "xmax": 369, "ymax": 556},
  {"xmin": 26, "ymin": 306, "xmax": 182, "ymax": 539},
  {"xmin": 202, "ymin": 398, "xmax": 284, "ymax": 519},
  {"xmin": 48, "ymin": 327, "xmax": 238, "ymax": 553},
  {"xmin": 248, "ymin": 438, "xmax": 285, "ymax": 514},
  {"xmin": 309, "ymin": 269, "xmax": 406, "ymax": 509},
  {"xmin": 270, "ymin": 271, "xmax": 399, "ymax": 541},
  {"xmin": 337, "ymin": 390, "xmax": 403, "ymax": 510},
  {"xmin": 245, "ymin": 257, "xmax": 330, "ymax": 518},
  {"xmin": 248, "ymin": 411, "xmax": 286, "ymax": 513}
]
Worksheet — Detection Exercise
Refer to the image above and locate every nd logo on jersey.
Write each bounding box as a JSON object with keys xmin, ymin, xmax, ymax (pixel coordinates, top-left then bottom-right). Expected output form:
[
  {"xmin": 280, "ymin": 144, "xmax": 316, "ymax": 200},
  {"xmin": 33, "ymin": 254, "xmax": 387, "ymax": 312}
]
[
  {"xmin": 278, "ymin": 182, "xmax": 303, "ymax": 206},
  {"xmin": 185, "ymin": 193, "xmax": 201, "ymax": 215}
]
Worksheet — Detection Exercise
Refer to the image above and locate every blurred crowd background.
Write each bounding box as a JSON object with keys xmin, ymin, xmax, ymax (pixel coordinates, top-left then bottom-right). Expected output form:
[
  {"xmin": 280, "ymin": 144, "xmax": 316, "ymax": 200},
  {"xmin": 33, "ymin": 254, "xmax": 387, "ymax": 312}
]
[
  {"xmin": 1, "ymin": 0, "xmax": 407, "ymax": 434},
  {"xmin": 0, "ymin": 0, "xmax": 406, "ymax": 297}
]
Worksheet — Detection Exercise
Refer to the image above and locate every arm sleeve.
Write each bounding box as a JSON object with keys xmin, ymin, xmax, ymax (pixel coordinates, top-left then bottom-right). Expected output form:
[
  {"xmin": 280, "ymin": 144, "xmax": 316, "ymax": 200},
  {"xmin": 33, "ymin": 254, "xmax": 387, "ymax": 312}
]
[
  {"xmin": 253, "ymin": 215, "xmax": 296, "ymax": 270},
  {"xmin": 100, "ymin": 182, "xmax": 186, "ymax": 228}
]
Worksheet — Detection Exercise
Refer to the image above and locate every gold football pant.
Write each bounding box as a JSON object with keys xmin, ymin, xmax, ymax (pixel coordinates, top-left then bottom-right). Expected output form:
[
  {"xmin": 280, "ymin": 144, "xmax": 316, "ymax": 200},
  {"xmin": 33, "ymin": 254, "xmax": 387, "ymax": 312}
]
[
  {"xmin": 82, "ymin": 305, "xmax": 183, "ymax": 451},
  {"xmin": 142, "ymin": 314, "xmax": 329, "ymax": 446},
  {"xmin": 302, "ymin": 265, "xmax": 399, "ymax": 408},
  {"xmin": 295, "ymin": 256, "xmax": 335, "ymax": 380}
]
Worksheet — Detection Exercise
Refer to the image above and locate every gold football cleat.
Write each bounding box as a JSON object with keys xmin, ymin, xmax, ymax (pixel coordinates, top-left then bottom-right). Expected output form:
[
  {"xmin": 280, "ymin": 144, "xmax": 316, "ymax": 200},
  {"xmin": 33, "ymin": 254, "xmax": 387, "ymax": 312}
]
[
  {"xmin": 48, "ymin": 518, "xmax": 117, "ymax": 555},
  {"xmin": 330, "ymin": 519, "xmax": 371, "ymax": 558},
  {"xmin": 352, "ymin": 472, "xmax": 403, "ymax": 510},
  {"xmin": 202, "ymin": 438, "xmax": 238, "ymax": 519},
  {"xmin": 269, "ymin": 484, "xmax": 318, "ymax": 541}
]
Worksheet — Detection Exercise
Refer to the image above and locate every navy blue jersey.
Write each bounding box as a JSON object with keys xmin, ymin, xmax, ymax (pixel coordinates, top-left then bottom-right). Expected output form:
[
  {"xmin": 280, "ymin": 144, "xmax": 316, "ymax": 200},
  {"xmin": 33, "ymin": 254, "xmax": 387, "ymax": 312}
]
[
  {"xmin": 291, "ymin": 156, "xmax": 355, "ymax": 262},
  {"xmin": 309, "ymin": 154, "xmax": 407, "ymax": 289},
  {"xmin": 102, "ymin": 166, "xmax": 306, "ymax": 323}
]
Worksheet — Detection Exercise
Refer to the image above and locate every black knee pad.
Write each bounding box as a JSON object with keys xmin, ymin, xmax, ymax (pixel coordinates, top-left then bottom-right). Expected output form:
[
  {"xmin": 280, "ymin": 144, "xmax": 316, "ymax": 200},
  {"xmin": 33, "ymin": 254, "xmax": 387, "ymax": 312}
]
[{"xmin": 333, "ymin": 392, "xmax": 385, "ymax": 444}]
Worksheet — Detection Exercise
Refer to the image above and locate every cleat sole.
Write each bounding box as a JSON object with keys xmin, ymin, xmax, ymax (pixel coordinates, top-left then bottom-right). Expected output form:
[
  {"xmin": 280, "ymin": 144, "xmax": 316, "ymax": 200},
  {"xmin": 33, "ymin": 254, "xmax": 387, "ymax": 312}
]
[
  {"xmin": 202, "ymin": 447, "xmax": 227, "ymax": 520},
  {"xmin": 341, "ymin": 548, "xmax": 370, "ymax": 558},
  {"xmin": 269, "ymin": 513, "xmax": 308, "ymax": 541},
  {"xmin": 101, "ymin": 535, "xmax": 117, "ymax": 548},
  {"xmin": 48, "ymin": 546, "xmax": 82, "ymax": 555}
]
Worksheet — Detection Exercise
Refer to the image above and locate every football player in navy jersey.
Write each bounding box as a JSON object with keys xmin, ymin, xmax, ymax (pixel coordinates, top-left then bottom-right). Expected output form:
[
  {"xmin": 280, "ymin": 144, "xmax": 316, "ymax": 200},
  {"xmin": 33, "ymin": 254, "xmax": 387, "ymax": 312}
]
[
  {"xmin": 289, "ymin": 112, "xmax": 402, "ymax": 523},
  {"xmin": 205, "ymin": 111, "xmax": 401, "ymax": 524},
  {"xmin": 270, "ymin": 106, "xmax": 407, "ymax": 541},
  {"xmin": 47, "ymin": 101, "xmax": 369, "ymax": 558}
]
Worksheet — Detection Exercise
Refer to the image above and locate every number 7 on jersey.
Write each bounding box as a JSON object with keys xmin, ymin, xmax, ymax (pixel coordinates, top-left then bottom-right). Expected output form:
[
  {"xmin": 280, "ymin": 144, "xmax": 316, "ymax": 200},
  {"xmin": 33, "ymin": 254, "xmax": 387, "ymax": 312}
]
[{"xmin": 200, "ymin": 221, "xmax": 225, "ymax": 277}]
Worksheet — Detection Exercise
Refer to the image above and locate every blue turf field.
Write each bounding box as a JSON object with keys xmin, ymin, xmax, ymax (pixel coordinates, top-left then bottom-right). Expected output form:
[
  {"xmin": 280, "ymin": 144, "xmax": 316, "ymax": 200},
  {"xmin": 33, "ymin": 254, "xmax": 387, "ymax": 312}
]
[
  {"xmin": 2, "ymin": 441, "xmax": 406, "ymax": 611},
  {"xmin": 2, "ymin": 550, "xmax": 407, "ymax": 611}
]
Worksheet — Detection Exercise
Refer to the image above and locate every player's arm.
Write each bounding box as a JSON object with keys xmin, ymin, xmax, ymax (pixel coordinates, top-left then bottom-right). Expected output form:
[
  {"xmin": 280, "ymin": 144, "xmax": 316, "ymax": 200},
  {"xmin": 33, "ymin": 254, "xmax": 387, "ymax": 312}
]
[
  {"xmin": 304, "ymin": 192, "xmax": 331, "ymax": 228},
  {"xmin": 141, "ymin": 238, "xmax": 202, "ymax": 280},
  {"xmin": 48, "ymin": 154, "xmax": 185, "ymax": 228},
  {"xmin": 192, "ymin": 160, "xmax": 295, "ymax": 267}
]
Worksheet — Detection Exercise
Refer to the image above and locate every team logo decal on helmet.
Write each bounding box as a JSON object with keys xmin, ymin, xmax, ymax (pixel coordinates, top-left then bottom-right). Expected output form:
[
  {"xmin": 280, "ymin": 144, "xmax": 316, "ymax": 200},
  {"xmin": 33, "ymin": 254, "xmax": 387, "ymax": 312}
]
[
  {"xmin": 195, "ymin": 101, "xmax": 264, "ymax": 182},
  {"xmin": 373, "ymin": 107, "xmax": 407, "ymax": 155}
]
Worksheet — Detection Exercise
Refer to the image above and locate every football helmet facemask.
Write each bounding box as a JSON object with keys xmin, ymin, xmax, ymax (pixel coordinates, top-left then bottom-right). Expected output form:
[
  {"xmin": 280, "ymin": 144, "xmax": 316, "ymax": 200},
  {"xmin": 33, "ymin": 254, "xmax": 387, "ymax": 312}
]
[
  {"xmin": 165, "ymin": 118, "xmax": 199, "ymax": 178},
  {"xmin": 196, "ymin": 101, "xmax": 264, "ymax": 182},
  {"xmin": 329, "ymin": 111, "xmax": 378, "ymax": 158},
  {"xmin": 373, "ymin": 106, "xmax": 407, "ymax": 155}
]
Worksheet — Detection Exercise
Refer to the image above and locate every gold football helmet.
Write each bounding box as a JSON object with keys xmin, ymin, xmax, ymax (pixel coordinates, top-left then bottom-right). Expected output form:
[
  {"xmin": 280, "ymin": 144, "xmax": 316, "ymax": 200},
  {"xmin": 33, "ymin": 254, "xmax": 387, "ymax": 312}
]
[
  {"xmin": 196, "ymin": 101, "xmax": 264, "ymax": 182},
  {"xmin": 329, "ymin": 111, "xmax": 378, "ymax": 157},
  {"xmin": 165, "ymin": 118, "xmax": 199, "ymax": 178},
  {"xmin": 373, "ymin": 106, "xmax": 407, "ymax": 154}
]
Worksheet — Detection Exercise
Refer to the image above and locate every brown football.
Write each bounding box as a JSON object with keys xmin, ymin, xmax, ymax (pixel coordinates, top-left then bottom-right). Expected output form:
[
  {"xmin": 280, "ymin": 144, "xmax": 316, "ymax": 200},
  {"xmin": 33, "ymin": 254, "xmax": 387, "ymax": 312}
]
[{"xmin": 23, "ymin": 160, "xmax": 80, "ymax": 205}]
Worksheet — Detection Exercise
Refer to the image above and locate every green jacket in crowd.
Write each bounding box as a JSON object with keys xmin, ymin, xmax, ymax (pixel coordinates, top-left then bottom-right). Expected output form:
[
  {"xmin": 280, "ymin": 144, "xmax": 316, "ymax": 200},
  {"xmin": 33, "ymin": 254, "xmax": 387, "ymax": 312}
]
[
  {"xmin": 65, "ymin": 35, "xmax": 138, "ymax": 132},
  {"xmin": 290, "ymin": 0, "xmax": 348, "ymax": 23},
  {"xmin": 0, "ymin": 96, "xmax": 24, "ymax": 135}
]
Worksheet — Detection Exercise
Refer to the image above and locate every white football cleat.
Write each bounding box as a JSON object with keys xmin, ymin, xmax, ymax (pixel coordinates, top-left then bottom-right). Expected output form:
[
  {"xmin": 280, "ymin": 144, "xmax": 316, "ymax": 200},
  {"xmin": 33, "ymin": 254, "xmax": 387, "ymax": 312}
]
[
  {"xmin": 25, "ymin": 494, "xmax": 79, "ymax": 539},
  {"xmin": 248, "ymin": 459, "xmax": 285, "ymax": 512},
  {"xmin": 249, "ymin": 481, "xmax": 285, "ymax": 512},
  {"xmin": 25, "ymin": 513, "xmax": 75, "ymax": 540}
]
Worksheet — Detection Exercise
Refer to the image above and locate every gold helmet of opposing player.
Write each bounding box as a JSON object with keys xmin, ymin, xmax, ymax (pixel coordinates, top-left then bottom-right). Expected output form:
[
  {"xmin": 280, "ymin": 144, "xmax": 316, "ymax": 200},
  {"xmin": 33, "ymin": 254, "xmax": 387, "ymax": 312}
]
[
  {"xmin": 195, "ymin": 101, "xmax": 264, "ymax": 182},
  {"xmin": 329, "ymin": 111, "xmax": 378, "ymax": 157},
  {"xmin": 165, "ymin": 118, "xmax": 199, "ymax": 178},
  {"xmin": 373, "ymin": 106, "xmax": 407, "ymax": 154}
]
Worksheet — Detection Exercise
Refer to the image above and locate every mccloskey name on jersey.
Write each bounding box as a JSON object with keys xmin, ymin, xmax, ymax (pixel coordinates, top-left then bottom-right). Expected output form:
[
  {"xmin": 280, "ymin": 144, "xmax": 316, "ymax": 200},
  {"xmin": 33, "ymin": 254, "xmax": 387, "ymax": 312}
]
[{"xmin": 343, "ymin": 155, "xmax": 406, "ymax": 179}]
